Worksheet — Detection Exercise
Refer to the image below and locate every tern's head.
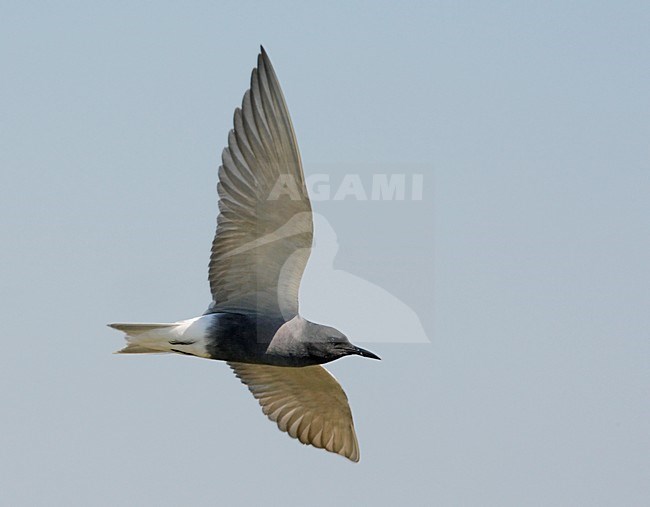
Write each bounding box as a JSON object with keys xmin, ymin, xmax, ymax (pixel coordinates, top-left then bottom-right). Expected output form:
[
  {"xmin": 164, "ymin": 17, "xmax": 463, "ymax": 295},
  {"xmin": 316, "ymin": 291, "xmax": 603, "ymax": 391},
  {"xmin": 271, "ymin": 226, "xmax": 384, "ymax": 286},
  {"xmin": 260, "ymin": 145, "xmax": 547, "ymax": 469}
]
[{"xmin": 304, "ymin": 320, "xmax": 381, "ymax": 363}]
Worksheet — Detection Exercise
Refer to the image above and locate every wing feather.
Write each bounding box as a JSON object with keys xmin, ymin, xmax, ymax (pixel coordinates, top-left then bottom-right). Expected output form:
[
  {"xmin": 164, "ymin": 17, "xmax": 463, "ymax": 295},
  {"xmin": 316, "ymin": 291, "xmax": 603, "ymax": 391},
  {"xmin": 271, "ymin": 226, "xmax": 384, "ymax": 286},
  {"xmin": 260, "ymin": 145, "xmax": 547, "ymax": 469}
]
[
  {"xmin": 229, "ymin": 362, "xmax": 361, "ymax": 462},
  {"xmin": 208, "ymin": 48, "xmax": 312, "ymax": 318}
]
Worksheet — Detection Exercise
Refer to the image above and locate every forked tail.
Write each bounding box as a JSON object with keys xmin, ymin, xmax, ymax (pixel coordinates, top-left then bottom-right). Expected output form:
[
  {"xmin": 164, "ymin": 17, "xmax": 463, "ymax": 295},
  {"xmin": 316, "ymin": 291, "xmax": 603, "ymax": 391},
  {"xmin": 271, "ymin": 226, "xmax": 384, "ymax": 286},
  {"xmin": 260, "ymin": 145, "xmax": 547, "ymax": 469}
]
[{"xmin": 108, "ymin": 322, "xmax": 176, "ymax": 354}]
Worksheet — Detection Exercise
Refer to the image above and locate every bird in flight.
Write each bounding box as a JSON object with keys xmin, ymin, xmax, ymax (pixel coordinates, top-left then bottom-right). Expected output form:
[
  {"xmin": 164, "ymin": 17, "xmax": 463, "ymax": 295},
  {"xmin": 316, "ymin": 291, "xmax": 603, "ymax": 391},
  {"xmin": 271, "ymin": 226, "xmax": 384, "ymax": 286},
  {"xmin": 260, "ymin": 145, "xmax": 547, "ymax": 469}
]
[{"xmin": 109, "ymin": 47, "xmax": 380, "ymax": 462}]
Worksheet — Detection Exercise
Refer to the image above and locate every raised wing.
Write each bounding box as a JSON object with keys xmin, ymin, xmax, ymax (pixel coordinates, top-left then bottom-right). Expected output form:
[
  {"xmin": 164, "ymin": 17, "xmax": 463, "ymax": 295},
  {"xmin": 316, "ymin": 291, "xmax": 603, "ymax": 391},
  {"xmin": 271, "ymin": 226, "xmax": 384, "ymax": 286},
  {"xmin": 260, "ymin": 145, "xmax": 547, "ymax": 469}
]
[
  {"xmin": 207, "ymin": 47, "xmax": 313, "ymax": 319},
  {"xmin": 229, "ymin": 362, "xmax": 360, "ymax": 462}
]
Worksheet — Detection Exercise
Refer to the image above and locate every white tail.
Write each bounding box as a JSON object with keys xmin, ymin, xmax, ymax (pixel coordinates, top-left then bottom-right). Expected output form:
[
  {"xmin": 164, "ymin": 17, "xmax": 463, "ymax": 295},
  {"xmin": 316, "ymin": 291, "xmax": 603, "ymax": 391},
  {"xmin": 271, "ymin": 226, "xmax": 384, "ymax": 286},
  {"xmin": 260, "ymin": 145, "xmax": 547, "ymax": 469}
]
[
  {"xmin": 108, "ymin": 317, "xmax": 212, "ymax": 358},
  {"xmin": 108, "ymin": 322, "xmax": 177, "ymax": 354},
  {"xmin": 108, "ymin": 323, "xmax": 176, "ymax": 334}
]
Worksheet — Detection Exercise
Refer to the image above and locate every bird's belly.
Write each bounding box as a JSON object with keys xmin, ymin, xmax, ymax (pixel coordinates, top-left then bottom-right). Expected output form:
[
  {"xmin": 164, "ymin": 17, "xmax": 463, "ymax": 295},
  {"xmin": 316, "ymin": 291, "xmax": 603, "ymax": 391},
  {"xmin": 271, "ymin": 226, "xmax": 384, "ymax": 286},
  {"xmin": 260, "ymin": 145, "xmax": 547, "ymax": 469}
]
[
  {"xmin": 204, "ymin": 312, "xmax": 294, "ymax": 364},
  {"xmin": 163, "ymin": 314, "xmax": 215, "ymax": 358}
]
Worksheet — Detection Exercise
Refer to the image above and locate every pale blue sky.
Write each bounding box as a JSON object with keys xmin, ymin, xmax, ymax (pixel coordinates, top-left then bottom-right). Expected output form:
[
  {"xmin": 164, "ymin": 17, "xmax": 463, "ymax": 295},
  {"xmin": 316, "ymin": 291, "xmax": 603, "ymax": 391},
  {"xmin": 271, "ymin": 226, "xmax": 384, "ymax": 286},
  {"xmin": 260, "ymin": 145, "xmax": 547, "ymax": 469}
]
[{"xmin": 1, "ymin": 2, "xmax": 649, "ymax": 506}]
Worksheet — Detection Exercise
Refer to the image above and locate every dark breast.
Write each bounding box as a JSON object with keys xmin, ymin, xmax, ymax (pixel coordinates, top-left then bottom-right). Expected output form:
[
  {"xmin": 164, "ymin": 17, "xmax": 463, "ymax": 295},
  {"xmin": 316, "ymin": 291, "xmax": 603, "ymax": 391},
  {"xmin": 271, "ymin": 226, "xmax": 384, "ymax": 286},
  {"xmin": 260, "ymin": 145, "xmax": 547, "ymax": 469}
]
[{"xmin": 206, "ymin": 312, "xmax": 287, "ymax": 363}]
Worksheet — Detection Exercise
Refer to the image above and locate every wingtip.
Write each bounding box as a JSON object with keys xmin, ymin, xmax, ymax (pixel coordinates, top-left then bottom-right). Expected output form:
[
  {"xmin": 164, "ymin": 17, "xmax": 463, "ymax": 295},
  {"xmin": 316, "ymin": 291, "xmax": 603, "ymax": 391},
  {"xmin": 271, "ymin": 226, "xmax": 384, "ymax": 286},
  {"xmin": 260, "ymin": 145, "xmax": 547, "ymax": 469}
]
[
  {"xmin": 347, "ymin": 452, "xmax": 361, "ymax": 463},
  {"xmin": 258, "ymin": 46, "xmax": 272, "ymax": 68},
  {"xmin": 336, "ymin": 444, "xmax": 360, "ymax": 463}
]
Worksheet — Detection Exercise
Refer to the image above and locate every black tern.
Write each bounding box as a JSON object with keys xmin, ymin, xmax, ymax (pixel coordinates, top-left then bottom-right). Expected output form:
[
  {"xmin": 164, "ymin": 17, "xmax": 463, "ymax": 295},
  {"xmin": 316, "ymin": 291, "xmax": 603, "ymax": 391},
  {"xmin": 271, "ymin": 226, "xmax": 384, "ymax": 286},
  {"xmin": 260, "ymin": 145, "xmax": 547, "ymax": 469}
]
[{"xmin": 109, "ymin": 47, "xmax": 380, "ymax": 462}]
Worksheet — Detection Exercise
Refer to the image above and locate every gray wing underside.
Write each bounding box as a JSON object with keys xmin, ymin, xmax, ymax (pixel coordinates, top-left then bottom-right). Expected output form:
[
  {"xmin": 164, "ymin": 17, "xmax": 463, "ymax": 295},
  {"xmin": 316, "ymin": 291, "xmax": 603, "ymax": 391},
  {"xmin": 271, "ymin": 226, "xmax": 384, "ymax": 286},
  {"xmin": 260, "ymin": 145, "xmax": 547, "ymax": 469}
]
[
  {"xmin": 229, "ymin": 362, "xmax": 360, "ymax": 462},
  {"xmin": 207, "ymin": 47, "xmax": 313, "ymax": 319}
]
